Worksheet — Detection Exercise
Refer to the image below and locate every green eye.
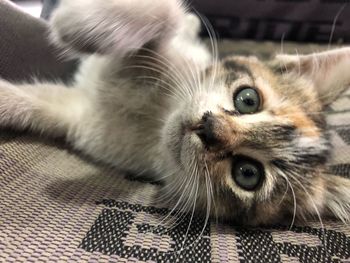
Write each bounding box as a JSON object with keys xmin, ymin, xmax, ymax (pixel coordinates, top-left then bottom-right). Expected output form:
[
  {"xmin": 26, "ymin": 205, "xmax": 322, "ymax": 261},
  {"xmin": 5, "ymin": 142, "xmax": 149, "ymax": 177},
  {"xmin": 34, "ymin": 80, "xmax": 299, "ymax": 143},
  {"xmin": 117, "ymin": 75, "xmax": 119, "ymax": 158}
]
[
  {"xmin": 232, "ymin": 156, "xmax": 264, "ymax": 191},
  {"xmin": 234, "ymin": 87, "xmax": 261, "ymax": 114}
]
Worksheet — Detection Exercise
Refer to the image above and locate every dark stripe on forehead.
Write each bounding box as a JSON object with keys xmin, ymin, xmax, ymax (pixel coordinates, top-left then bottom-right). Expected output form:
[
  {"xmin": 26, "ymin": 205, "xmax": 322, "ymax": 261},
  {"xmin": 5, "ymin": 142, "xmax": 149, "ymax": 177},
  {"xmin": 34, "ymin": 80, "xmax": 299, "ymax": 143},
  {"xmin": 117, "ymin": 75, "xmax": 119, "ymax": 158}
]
[
  {"xmin": 269, "ymin": 125, "xmax": 296, "ymax": 140},
  {"xmin": 271, "ymin": 149, "xmax": 329, "ymax": 174},
  {"xmin": 224, "ymin": 60, "xmax": 251, "ymax": 74},
  {"xmin": 271, "ymin": 135, "xmax": 331, "ymax": 175},
  {"xmin": 271, "ymin": 159, "xmax": 290, "ymax": 171},
  {"xmin": 246, "ymin": 124, "xmax": 296, "ymax": 149},
  {"xmin": 309, "ymin": 114, "xmax": 327, "ymax": 131},
  {"xmin": 223, "ymin": 60, "xmax": 253, "ymax": 85}
]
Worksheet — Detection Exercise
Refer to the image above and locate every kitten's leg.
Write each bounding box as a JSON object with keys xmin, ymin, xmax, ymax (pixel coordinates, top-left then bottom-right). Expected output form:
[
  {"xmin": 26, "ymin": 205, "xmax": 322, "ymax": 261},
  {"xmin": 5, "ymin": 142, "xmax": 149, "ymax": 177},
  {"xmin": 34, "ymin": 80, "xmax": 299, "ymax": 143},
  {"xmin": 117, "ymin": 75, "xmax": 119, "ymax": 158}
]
[
  {"xmin": 180, "ymin": 13, "xmax": 202, "ymax": 41},
  {"xmin": 50, "ymin": 0, "xmax": 185, "ymax": 55},
  {"xmin": 0, "ymin": 80, "xmax": 86, "ymax": 138},
  {"xmin": 171, "ymin": 13, "xmax": 211, "ymax": 70},
  {"xmin": 51, "ymin": 0, "xmax": 212, "ymax": 76}
]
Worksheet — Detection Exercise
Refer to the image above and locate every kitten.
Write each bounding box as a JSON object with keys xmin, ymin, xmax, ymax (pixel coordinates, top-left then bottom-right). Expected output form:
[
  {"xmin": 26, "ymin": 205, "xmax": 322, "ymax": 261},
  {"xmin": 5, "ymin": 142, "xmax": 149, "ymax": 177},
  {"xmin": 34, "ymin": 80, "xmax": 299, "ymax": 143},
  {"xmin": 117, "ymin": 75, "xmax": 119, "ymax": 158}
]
[{"xmin": 0, "ymin": 0, "xmax": 349, "ymax": 226}]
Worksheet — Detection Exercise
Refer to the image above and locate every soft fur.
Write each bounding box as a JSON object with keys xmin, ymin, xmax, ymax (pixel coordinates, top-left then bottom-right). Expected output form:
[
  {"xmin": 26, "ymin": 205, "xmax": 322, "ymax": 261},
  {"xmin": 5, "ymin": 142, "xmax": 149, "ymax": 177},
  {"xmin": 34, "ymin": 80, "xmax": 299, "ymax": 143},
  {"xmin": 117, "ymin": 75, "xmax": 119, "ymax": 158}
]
[{"xmin": 0, "ymin": 0, "xmax": 350, "ymax": 226}]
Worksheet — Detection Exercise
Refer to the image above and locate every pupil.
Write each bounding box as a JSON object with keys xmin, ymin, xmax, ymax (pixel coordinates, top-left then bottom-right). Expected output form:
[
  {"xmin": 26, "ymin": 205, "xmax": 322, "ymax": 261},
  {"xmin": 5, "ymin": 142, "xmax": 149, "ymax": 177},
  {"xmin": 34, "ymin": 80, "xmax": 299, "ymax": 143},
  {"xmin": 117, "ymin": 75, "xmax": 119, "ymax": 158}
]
[
  {"xmin": 232, "ymin": 156, "xmax": 265, "ymax": 191},
  {"xmin": 243, "ymin": 98, "xmax": 255, "ymax": 106},
  {"xmin": 242, "ymin": 167, "xmax": 255, "ymax": 177}
]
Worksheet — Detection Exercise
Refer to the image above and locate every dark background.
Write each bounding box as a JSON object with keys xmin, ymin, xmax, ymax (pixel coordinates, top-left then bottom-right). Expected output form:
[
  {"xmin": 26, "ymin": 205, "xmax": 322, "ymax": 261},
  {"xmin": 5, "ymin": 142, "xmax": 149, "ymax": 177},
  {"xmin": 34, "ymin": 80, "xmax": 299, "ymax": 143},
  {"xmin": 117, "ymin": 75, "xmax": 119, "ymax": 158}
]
[
  {"xmin": 190, "ymin": 0, "xmax": 350, "ymax": 43},
  {"xmin": 38, "ymin": 0, "xmax": 350, "ymax": 44}
]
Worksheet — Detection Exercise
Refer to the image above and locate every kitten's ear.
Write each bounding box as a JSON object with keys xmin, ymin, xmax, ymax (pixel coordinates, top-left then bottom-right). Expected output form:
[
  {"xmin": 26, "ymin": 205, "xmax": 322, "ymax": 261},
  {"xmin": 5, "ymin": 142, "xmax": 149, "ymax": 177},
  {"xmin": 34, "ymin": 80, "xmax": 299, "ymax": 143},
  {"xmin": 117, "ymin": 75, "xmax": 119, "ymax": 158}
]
[
  {"xmin": 321, "ymin": 175, "xmax": 350, "ymax": 223},
  {"xmin": 273, "ymin": 48, "xmax": 350, "ymax": 106}
]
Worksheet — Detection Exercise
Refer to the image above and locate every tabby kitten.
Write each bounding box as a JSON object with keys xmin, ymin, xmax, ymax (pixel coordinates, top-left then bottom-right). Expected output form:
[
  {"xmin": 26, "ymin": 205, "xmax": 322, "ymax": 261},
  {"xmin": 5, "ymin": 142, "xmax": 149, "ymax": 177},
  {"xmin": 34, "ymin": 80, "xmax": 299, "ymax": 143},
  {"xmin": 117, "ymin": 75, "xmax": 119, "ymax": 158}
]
[{"xmin": 0, "ymin": 0, "xmax": 349, "ymax": 226}]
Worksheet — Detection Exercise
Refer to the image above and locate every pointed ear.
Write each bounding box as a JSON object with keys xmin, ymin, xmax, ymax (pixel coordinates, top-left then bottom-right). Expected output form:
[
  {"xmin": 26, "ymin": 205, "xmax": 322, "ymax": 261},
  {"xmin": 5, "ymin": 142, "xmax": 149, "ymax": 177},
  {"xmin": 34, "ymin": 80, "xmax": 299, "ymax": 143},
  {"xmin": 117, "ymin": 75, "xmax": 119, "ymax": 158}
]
[
  {"xmin": 273, "ymin": 48, "xmax": 350, "ymax": 106},
  {"xmin": 321, "ymin": 174, "xmax": 350, "ymax": 223}
]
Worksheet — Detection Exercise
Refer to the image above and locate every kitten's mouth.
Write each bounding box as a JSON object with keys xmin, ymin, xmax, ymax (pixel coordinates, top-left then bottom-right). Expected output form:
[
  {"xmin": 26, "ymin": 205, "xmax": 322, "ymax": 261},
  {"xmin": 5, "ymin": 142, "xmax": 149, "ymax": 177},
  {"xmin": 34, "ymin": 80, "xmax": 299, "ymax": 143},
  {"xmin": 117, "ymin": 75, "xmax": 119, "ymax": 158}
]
[
  {"xmin": 188, "ymin": 122, "xmax": 204, "ymax": 132},
  {"xmin": 181, "ymin": 121, "xmax": 204, "ymax": 147},
  {"xmin": 175, "ymin": 121, "xmax": 204, "ymax": 158}
]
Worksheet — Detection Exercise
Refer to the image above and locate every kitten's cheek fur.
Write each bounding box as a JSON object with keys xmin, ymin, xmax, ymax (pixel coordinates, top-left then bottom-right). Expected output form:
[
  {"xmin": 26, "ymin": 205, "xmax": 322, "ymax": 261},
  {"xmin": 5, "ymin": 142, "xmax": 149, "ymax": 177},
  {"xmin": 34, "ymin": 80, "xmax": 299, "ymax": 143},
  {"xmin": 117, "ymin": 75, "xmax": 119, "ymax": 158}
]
[
  {"xmin": 284, "ymin": 174, "xmax": 350, "ymax": 224},
  {"xmin": 161, "ymin": 110, "xmax": 185, "ymax": 166},
  {"xmin": 322, "ymin": 175, "xmax": 350, "ymax": 222}
]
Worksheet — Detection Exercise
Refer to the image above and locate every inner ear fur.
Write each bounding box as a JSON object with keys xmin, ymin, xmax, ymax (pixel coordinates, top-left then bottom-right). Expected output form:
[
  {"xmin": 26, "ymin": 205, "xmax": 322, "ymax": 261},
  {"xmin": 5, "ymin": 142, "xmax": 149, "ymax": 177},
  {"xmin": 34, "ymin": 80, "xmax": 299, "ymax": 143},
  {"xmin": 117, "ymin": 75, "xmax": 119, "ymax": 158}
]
[{"xmin": 272, "ymin": 47, "xmax": 350, "ymax": 106}]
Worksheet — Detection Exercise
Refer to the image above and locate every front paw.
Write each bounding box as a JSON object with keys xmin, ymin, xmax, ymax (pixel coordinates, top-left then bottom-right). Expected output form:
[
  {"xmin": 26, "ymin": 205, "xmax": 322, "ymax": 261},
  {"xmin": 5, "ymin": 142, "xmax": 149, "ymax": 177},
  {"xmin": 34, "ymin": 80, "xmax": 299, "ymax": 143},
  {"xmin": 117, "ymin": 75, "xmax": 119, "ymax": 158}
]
[
  {"xmin": 50, "ymin": 0, "xmax": 185, "ymax": 55},
  {"xmin": 181, "ymin": 14, "xmax": 202, "ymax": 40}
]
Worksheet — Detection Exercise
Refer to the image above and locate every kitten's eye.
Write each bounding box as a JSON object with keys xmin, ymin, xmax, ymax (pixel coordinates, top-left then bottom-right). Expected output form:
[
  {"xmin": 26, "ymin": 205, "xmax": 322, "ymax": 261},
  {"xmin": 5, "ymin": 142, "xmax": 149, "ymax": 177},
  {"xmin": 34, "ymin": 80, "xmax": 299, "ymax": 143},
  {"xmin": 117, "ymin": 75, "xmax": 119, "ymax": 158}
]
[
  {"xmin": 234, "ymin": 87, "xmax": 261, "ymax": 114},
  {"xmin": 232, "ymin": 156, "xmax": 264, "ymax": 191}
]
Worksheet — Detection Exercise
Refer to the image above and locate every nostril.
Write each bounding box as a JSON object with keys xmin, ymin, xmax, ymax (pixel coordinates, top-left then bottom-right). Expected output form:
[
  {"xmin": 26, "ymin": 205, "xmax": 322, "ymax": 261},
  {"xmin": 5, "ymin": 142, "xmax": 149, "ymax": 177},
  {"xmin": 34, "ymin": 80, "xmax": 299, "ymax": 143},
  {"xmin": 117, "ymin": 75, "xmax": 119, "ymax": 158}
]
[
  {"xmin": 192, "ymin": 113, "xmax": 220, "ymax": 147},
  {"xmin": 196, "ymin": 127, "xmax": 218, "ymax": 147},
  {"xmin": 202, "ymin": 111, "xmax": 211, "ymax": 122}
]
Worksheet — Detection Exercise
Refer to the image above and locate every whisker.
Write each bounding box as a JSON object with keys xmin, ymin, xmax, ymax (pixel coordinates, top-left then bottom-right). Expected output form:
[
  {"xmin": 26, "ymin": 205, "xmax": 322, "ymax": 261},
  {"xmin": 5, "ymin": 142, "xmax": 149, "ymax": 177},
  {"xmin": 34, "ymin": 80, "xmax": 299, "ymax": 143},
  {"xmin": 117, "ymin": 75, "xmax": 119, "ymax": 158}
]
[
  {"xmin": 133, "ymin": 53, "xmax": 191, "ymax": 90},
  {"xmin": 121, "ymin": 63, "xmax": 189, "ymax": 101},
  {"xmin": 289, "ymin": 173, "xmax": 326, "ymax": 245},
  {"xmin": 157, "ymin": 158, "xmax": 198, "ymax": 227},
  {"xmin": 196, "ymin": 13, "xmax": 219, "ymax": 92},
  {"xmin": 280, "ymin": 172, "xmax": 297, "ymax": 230},
  {"xmin": 204, "ymin": 160, "xmax": 217, "ymax": 223},
  {"xmin": 136, "ymin": 49, "xmax": 196, "ymax": 97},
  {"xmin": 178, "ymin": 171, "xmax": 200, "ymax": 253},
  {"xmin": 328, "ymin": 4, "xmax": 347, "ymax": 49}
]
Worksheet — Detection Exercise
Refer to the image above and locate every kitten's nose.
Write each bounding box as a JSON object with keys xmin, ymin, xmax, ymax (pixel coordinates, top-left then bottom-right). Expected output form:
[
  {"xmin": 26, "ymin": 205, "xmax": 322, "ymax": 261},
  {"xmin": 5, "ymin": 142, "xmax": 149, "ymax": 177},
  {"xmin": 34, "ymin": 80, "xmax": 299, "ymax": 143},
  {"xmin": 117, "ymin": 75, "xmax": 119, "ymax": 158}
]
[{"xmin": 193, "ymin": 112, "xmax": 220, "ymax": 148}]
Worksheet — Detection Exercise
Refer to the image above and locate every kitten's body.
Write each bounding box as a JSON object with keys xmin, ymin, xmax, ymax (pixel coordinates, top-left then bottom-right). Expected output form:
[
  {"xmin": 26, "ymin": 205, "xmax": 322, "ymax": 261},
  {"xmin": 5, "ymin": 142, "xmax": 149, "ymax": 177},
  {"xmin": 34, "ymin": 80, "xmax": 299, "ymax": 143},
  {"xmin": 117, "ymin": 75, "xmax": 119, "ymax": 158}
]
[
  {"xmin": 64, "ymin": 24, "xmax": 210, "ymax": 176},
  {"xmin": 1, "ymin": 0, "xmax": 350, "ymax": 225}
]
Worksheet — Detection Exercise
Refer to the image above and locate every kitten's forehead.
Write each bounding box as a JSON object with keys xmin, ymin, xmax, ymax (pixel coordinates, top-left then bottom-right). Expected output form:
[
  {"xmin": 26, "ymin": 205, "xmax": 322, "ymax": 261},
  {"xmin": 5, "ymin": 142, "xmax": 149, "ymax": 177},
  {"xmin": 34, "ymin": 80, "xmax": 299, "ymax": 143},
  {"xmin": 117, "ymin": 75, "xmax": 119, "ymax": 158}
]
[
  {"xmin": 216, "ymin": 55, "xmax": 325, "ymax": 129},
  {"xmin": 221, "ymin": 55, "xmax": 274, "ymax": 81}
]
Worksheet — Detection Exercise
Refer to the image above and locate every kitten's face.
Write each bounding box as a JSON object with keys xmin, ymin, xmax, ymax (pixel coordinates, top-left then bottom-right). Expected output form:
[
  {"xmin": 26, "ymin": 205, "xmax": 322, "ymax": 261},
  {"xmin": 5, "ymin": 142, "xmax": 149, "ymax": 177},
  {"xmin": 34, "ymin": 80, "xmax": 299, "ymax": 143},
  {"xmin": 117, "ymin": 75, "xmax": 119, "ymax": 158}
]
[{"xmin": 161, "ymin": 50, "xmax": 350, "ymax": 226}]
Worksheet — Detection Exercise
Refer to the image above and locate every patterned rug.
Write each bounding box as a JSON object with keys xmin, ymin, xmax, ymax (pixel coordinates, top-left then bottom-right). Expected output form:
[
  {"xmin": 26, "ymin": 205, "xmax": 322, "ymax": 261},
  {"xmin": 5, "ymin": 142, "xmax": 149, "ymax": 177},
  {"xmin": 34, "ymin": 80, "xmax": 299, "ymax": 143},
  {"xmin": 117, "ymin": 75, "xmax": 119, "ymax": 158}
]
[{"xmin": 0, "ymin": 41, "xmax": 350, "ymax": 262}]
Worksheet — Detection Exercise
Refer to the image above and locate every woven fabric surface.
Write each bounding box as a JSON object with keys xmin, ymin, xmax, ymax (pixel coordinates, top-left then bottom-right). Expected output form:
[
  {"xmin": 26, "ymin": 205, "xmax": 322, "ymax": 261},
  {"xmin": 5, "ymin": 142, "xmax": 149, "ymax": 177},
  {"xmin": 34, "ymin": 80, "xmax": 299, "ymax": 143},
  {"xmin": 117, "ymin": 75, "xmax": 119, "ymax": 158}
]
[{"xmin": 0, "ymin": 39, "xmax": 350, "ymax": 262}]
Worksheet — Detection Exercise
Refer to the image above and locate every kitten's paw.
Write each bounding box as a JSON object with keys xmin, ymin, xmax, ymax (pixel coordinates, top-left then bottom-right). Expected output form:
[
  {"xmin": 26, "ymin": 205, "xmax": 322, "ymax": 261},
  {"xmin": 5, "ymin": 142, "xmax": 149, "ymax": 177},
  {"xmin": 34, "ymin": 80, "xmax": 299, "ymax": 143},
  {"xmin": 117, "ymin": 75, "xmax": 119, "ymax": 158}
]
[
  {"xmin": 182, "ymin": 14, "xmax": 202, "ymax": 40},
  {"xmin": 50, "ymin": 0, "xmax": 185, "ymax": 55}
]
